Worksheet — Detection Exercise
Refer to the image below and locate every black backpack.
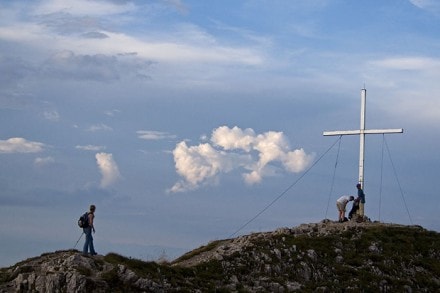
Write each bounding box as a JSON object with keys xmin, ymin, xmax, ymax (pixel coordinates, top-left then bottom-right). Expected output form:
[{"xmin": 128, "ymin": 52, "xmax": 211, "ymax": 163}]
[{"xmin": 78, "ymin": 212, "xmax": 89, "ymax": 228}]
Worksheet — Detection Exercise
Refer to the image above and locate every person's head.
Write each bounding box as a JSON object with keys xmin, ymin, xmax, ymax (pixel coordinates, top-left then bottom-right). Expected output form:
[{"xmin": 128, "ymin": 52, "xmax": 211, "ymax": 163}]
[
  {"xmin": 356, "ymin": 183, "xmax": 361, "ymax": 189},
  {"xmin": 349, "ymin": 196, "xmax": 354, "ymax": 201},
  {"xmin": 90, "ymin": 204, "xmax": 96, "ymax": 213}
]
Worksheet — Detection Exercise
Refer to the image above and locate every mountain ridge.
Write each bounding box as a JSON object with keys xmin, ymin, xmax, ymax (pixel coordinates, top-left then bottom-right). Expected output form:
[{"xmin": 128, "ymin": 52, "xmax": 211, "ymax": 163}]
[{"xmin": 1, "ymin": 220, "xmax": 440, "ymax": 292}]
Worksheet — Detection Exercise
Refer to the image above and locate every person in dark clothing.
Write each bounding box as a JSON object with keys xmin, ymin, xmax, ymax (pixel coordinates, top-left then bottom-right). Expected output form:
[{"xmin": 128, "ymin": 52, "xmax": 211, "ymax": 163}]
[
  {"xmin": 348, "ymin": 197, "xmax": 360, "ymax": 219},
  {"xmin": 83, "ymin": 204, "xmax": 97, "ymax": 256},
  {"xmin": 356, "ymin": 183, "xmax": 366, "ymax": 217}
]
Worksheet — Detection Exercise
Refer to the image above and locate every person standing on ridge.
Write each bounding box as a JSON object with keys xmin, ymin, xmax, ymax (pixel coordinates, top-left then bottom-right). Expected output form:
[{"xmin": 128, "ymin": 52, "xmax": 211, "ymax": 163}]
[
  {"xmin": 83, "ymin": 204, "xmax": 97, "ymax": 256},
  {"xmin": 336, "ymin": 195, "xmax": 354, "ymax": 222},
  {"xmin": 356, "ymin": 183, "xmax": 366, "ymax": 218}
]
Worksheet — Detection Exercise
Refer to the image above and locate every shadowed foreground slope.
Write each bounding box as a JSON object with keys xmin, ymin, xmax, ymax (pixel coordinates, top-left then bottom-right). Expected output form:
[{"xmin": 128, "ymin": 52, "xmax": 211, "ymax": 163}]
[{"xmin": 1, "ymin": 220, "xmax": 440, "ymax": 292}]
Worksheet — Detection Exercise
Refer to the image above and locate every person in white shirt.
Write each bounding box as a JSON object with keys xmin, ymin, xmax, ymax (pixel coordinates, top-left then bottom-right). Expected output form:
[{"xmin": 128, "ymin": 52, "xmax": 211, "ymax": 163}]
[{"xmin": 336, "ymin": 195, "xmax": 354, "ymax": 222}]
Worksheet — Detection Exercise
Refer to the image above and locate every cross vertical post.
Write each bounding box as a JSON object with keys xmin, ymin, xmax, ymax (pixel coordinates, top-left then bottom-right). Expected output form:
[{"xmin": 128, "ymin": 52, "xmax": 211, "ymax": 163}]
[
  {"xmin": 358, "ymin": 88, "xmax": 366, "ymax": 188},
  {"xmin": 323, "ymin": 88, "xmax": 403, "ymax": 202}
]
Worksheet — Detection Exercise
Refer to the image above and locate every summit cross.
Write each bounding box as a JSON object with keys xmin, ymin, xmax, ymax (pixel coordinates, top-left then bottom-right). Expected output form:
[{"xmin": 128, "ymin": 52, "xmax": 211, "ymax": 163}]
[{"xmin": 323, "ymin": 88, "xmax": 403, "ymax": 189}]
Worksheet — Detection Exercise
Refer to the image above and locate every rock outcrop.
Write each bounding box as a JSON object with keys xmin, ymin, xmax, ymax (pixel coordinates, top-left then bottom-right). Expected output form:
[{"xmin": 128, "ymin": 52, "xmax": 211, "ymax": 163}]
[{"xmin": 1, "ymin": 220, "xmax": 440, "ymax": 292}]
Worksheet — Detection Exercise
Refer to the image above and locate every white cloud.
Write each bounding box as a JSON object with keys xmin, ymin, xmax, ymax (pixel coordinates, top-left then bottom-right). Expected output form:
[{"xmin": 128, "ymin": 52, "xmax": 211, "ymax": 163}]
[
  {"xmin": 0, "ymin": 137, "xmax": 45, "ymax": 154},
  {"xmin": 86, "ymin": 123, "xmax": 113, "ymax": 132},
  {"xmin": 84, "ymin": 31, "xmax": 263, "ymax": 65},
  {"xmin": 211, "ymin": 126, "xmax": 256, "ymax": 152},
  {"xmin": 0, "ymin": 1, "xmax": 264, "ymax": 68},
  {"xmin": 282, "ymin": 149, "xmax": 314, "ymax": 173},
  {"xmin": 76, "ymin": 145, "xmax": 106, "ymax": 151},
  {"xmin": 34, "ymin": 156, "xmax": 55, "ymax": 166},
  {"xmin": 169, "ymin": 126, "xmax": 315, "ymax": 192},
  {"xmin": 137, "ymin": 130, "xmax": 177, "ymax": 140},
  {"xmin": 95, "ymin": 152, "xmax": 121, "ymax": 188},
  {"xmin": 168, "ymin": 141, "xmax": 251, "ymax": 193}
]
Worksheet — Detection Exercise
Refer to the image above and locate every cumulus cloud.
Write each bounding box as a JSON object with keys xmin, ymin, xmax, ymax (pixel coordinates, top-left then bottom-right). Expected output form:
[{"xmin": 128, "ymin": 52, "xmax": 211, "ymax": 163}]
[
  {"xmin": 169, "ymin": 141, "xmax": 251, "ymax": 193},
  {"xmin": 169, "ymin": 126, "xmax": 315, "ymax": 192},
  {"xmin": 137, "ymin": 130, "xmax": 177, "ymax": 140},
  {"xmin": 0, "ymin": 137, "xmax": 45, "ymax": 154},
  {"xmin": 95, "ymin": 152, "xmax": 121, "ymax": 188}
]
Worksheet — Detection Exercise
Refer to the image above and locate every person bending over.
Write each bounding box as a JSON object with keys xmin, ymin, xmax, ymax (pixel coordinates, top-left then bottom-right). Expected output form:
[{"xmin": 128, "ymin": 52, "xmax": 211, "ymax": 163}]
[{"xmin": 336, "ymin": 195, "xmax": 354, "ymax": 222}]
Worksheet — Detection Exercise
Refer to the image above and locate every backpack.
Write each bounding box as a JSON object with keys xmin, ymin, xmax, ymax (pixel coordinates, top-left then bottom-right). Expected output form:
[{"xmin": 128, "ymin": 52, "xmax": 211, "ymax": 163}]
[{"xmin": 78, "ymin": 212, "xmax": 89, "ymax": 228}]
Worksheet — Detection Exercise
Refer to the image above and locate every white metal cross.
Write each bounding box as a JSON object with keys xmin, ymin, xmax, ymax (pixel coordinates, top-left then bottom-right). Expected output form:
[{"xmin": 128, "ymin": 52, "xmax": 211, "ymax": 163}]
[{"xmin": 323, "ymin": 88, "xmax": 403, "ymax": 189}]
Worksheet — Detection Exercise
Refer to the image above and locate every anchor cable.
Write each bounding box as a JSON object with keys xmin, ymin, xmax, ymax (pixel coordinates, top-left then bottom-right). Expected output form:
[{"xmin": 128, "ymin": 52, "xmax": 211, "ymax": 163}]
[
  {"xmin": 378, "ymin": 134, "xmax": 385, "ymax": 221},
  {"xmin": 325, "ymin": 136, "xmax": 342, "ymax": 219},
  {"xmin": 384, "ymin": 136, "xmax": 413, "ymax": 224},
  {"xmin": 228, "ymin": 136, "xmax": 342, "ymax": 238}
]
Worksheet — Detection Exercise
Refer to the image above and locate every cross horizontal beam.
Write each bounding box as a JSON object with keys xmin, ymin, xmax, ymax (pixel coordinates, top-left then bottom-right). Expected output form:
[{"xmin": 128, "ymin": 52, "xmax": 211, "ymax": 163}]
[
  {"xmin": 323, "ymin": 88, "xmax": 403, "ymax": 194},
  {"xmin": 323, "ymin": 128, "xmax": 403, "ymax": 136}
]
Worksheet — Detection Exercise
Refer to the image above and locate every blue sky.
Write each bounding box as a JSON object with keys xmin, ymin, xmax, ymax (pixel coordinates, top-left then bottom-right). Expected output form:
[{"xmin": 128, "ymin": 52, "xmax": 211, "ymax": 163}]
[{"xmin": 1, "ymin": 0, "xmax": 439, "ymax": 267}]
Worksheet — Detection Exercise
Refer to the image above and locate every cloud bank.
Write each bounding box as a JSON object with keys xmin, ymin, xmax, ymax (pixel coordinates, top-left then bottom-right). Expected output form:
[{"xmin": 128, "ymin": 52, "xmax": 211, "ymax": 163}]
[
  {"xmin": 95, "ymin": 152, "xmax": 121, "ymax": 188},
  {"xmin": 169, "ymin": 126, "xmax": 315, "ymax": 193}
]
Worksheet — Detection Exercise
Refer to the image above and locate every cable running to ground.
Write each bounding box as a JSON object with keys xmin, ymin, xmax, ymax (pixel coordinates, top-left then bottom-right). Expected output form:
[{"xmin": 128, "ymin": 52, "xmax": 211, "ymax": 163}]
[
  {"xmin": 325, "ymin": 136, "xmax": 342, "ymax": 219},
  {"xmin": 378, "ymin": 134, "xmax": 385, "ymax": 221},
  {"xmin": 384, "ymin": 136, "xmax": 413, "ymax": 224},
  {"xmin": 228, "ymin": 137, "xmax": 342, "ymax": 239}
]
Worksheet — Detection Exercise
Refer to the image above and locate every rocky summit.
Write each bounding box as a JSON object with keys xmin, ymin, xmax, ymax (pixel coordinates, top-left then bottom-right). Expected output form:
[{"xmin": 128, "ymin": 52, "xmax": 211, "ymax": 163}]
[{"xmin": 1, "ymin": 220, "xmax": 440, "ymax": 292}]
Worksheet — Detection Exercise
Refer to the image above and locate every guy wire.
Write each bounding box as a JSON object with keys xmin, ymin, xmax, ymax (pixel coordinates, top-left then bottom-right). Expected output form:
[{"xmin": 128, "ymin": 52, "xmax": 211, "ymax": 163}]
[{"xmin": 228, "ymin": 136, "xmax": 342, "ymax": 238}]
